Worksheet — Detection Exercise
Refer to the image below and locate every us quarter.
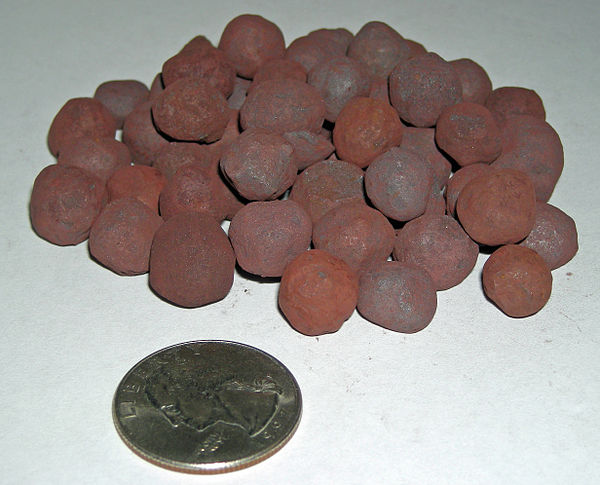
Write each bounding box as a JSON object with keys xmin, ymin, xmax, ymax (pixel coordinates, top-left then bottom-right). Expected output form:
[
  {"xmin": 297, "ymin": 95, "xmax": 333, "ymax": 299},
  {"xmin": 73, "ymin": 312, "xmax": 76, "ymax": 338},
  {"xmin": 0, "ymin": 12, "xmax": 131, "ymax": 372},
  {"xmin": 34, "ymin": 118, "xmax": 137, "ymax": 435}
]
[{"xmin": 112, "ymin": 340, "xmax": 302, "ymax": 473}]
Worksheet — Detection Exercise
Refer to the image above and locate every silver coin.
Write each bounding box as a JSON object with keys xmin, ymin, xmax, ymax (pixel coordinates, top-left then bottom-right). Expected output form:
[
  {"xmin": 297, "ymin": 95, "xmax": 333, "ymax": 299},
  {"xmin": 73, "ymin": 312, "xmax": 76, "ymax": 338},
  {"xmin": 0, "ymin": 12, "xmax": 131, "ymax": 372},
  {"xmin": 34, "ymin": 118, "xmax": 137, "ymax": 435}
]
[{"xmin": 112, "ymin": 340, "xmax": 302, "ymax": 474}]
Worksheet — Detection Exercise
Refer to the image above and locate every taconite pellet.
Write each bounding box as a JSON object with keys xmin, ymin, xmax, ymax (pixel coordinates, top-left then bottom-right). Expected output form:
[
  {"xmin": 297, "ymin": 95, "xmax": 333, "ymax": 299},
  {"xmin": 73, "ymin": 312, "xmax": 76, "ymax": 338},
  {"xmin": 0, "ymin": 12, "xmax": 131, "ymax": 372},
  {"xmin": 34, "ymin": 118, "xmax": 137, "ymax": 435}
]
[
  {"xmin": 229, "ymin": 200, "xmax": 312, "ymax": 278},
  {"xmin": 240, "ymin": 78, "xmax": 326, "ymax": 134},
  {"xmin": 289, "ymin": 159, "xmax": 366, "ymax": 223},
  {"xmin": 365, "ymin": 146, "xmax": 433, "ymax": 222},
  {"xmin": 159, "ymin": 162, "xmax": 231, "ymax": 222},
  {"xmin": 89, "ymin": 197, "xmax": 163, "ymax": 276},
  {"xmin": 220, "ymin": 129, "xmax": 297, "ymax": 201},
  {"xmin": 389, "ymin": 52, "xmax": 462, "ymax": 127},
  {"xmin": 312, "ymin": 201, "xmax": 395, "ymax": 272},
  {"xmin": 449, "ymin": 58, "xmax": 492, "ymax": 105},
  {"xmin": 279, "ymin": 249, "xmax": 358, "ymax": 336},
  {"xmin": 307, "ymin": 56, "xmax": 371, "ymax": 123},
  {"xmin": 333, "ymin": 97, "xmax": 404, "ymax": 168},
  {"xmin": 435, "ymin": 102, "xmax": 502, "ymax": 166},
  {"xmin": 482, "ymin": 245, "xmax": 552, "ymax": 317},
  {"xmin": 285, "ymin": 35, "xmax": 331, "ymax": 73},
  {"xmin": 161, "ymin": 46, "xmax": 236, "ymax": 98},
  {"xmin": 492, "ymin": 115, "xmax": 563, "ymax": 202},
  {"xmin": 357, "ymin": 261, "xmax": 437, "ymax": 333},
  {"xmin": 456, "ymin": 168, "xmax": 536, "ymax": 246},
  {"xmin": 218, "ymin": 14, "xmax": 286, "ymax": 79},
  {"xmin": 48, "ymin": 98, "xmax": 117, "ymax": 157},
  {"xmin": 347, "ymin": 21, "xmax": 411, "ymax": 79},
  {"xmin": 249, "ymin": 58, "xmax": 307, "ymax": 94},
  {"xmin": 149, "ymin": 211, "xmax": 235, "ymax": 308},
  {"xmin": 307, "ymin": 28, "xmax": 353, "ymax": 55},
  {"xmin": 93, "ymin": 80, "xmax": 149, "ymax": 129},
  {"xmin": 152, "ymin": 79, "xmax": 229, "ymax": 142},
  {"xmin": 57, "ymin": 136, "xmax": 132, "ymax": 184},
  {"xmin": 485, "ymin": 86, "xmax": 545, "ymax": 126},
  {"xmin": 393, "ymin": 214, "xmax": 479, "ymax": 290},
  {"xmin": 30, "ymin": 164, "xmax": 106, "ymax": 246},
  {"xmin": 518, "ymin": 202, "xmax": 578, "ymax": 270},
  {"xmin": 122, "ymin": 101, "xmax": 170, "ymax": 166}
]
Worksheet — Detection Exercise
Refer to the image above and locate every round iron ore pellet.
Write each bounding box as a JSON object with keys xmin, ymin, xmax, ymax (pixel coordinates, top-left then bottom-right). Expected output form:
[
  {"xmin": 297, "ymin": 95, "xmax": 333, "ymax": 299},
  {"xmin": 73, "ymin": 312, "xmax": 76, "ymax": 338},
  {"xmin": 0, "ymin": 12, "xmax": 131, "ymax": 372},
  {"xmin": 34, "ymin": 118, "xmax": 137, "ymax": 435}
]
[
  {"xmin": 93, "ymin": 80, "xmax": 149, "ymax": 129},
  {"xmin": 400, "ymin": 127, "xmax": 452, "ymax": 192},
  {"xmin": 485, "ymin": 86, "xmax": 546, "ymax": 126},
  {"xmin": 393, "ymin": 214, "xmax": 478, "ymax": 290},
  {"xmin": 249, "ymin": 58, "xmax": 307, "ymax": 93},
  {"xmin": 159, "ymin": 162, "xmax": 229, "ymax": 222},
  {"xmin": 107, "ymin": 165, "xmax": 166, "ymax": 213},
  {"xmin": 285, "ymin": 36, "xmax": 331, "ymax": 73},
  {"xmin": 279, "ymin": 249, "xmax": 358, "ymax": 336},
  {"xmin": 152, "ymin": 79, "xmax": 229, "ymax": 142},
  {"xmin": 482, "ymin": 245, "xmax": 552, "ymax": 317},
  {"xmin": 89, "ymin": 197, "xmax": 163, "ymax": 276},
  {"xmin": 365, "ymin": 147, "xmax": 434, "ymax": 222},
  {"xmin": 347, "ymin": 21, "xmax": 411, "ymax": 79},
  {"xmin": 357, "ymin": 261, "xmax": 437, "ymax": 333},
  {"xmin": 30, "ymin": 164, "xmax": 106, "ymax": 246},
  {"xmin": 449, "ymin": 58, "xmax": 492, "ymax": 105},
  {"xmin": 435, "ymin": 102, "xmax": 502, "ymax": 166},
  {"xmin": 307, "ymin": 28, "xmax": 353, "ymax": 54},
  {"xmin": 57, "ymin": 136, "xmax": 132, "ymax": 183},
  {"xmin": 218, "ymin": 14, "xmax": 285, "ymax": 79},
  {"xmin": 289, "ymin": 159, "xmax": 365, "ymax": 223},
  {"xmin": 283, "ymin": 130, "xmax": 335, "ymax": 170},
  {"xmin": 122, "ymin": 101, "xmax": 170, "ymax": 166},
  {"xmin": 229, "ymin": 200, "xmax": 312, "ymax": 278},
  {"xmin": 333, "ymin": 97, "xmax": 404, "ymax": 168},
  {"xmin": 47, "ymin": 98, "xmax": 117, "ymax": 156},
  {"xmin": 519, "ymin": 202, "xmax": 578, "ymax": 270},
  {"xmin": 312, "ymin": 201, "xmax": 395, "ymax": 272},
  {"xmin": 240, "ymin": 79, "xmax": 326, "ymax": 134},
  {"xmin": 161, "ymin": 47, "xmax": 236, "ymax": 98},
  {"xmin": 149, "ymin": 211, "xmax": 235, "ymax": 308},
  {"xmin": 456, "ymin": 168, "xmax": 536, "ymax": 246},
  {"xmin": 307, "ymin": 56, "xmax": 371, "ymax": 123},
  {"xmin": 492, "ymin": 115, "xmax": 563, "ymax": 202},
  {"xmin": 445, "ymin": 163, "xmax": 494, "ymax": 216},
  {"xmin": 220, "ymin": 129, "xmax": 296, "ymax": 201},
  {"xmin": 389, "ymin": 52, "xmax": 462, "ymax": 127}
]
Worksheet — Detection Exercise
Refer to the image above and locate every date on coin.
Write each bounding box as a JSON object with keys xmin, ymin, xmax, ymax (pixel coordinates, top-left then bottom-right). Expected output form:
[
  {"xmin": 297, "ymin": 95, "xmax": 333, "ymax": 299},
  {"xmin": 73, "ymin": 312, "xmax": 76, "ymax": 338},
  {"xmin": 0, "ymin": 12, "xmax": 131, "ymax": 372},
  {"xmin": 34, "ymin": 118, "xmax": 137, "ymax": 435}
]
[{"xmin": 112, "ymin": 340, "xmax": 302, "ymax": 473}]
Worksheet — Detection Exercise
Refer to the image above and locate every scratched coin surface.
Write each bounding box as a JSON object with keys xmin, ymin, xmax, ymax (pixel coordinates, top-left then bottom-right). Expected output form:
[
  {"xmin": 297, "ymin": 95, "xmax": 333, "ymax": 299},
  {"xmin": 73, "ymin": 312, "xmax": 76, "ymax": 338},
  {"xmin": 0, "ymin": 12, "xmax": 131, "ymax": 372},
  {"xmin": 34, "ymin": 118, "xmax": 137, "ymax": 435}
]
[{"xmin": 112, "ymin": 340, "xmax": 302, "ymax": 474}]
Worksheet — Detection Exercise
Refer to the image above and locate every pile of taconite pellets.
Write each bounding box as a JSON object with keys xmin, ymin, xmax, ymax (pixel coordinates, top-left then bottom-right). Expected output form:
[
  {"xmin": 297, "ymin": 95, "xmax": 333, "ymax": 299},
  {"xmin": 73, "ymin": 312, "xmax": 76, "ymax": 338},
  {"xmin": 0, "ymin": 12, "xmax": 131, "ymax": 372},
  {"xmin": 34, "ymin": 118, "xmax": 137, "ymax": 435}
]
[{"xmin": 30, "ymin": 15, "xmax": 578, "ymax": 336}]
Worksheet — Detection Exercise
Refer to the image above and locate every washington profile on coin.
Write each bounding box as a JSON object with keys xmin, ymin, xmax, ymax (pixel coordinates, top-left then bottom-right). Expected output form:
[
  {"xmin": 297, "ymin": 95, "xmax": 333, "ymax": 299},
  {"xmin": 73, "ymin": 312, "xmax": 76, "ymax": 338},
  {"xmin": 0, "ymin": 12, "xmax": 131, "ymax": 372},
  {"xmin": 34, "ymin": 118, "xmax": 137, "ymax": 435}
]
[{"xmin": 112, "ymin": 340, "xmax": 302, "ymax": 473}]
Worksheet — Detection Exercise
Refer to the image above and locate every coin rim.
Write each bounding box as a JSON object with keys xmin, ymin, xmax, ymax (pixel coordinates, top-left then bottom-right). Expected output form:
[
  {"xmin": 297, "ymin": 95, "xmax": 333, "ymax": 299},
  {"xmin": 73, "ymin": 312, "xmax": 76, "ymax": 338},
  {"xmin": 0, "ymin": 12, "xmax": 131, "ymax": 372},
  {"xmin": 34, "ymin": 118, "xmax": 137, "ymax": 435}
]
[{"xmin": 112, "ymin": 340, "xmax": 302, "ymax": 474}]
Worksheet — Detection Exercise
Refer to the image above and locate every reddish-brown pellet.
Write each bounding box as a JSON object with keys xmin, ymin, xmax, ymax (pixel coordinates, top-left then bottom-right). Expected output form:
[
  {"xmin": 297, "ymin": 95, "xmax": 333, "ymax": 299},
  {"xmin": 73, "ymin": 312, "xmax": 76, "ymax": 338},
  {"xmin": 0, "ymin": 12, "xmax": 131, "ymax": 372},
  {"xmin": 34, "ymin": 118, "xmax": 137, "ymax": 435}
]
[
  {"xmin": 279, "ymin": 249, "xmax": 358, "ymax": 336},
  {"xmin": 89, "ymin": 197, "xmax": 163, "ymax": 276},
  {"xmin": 229, "ymin": 200, "xmax": 312, "ymax": 278},
  {"xmin": 482, "ymin": 245, "xmax": 552, "ymax": 317},
  {"xmin": 149, "ymin": 211, "xmax": 235, "ymax": 308}
]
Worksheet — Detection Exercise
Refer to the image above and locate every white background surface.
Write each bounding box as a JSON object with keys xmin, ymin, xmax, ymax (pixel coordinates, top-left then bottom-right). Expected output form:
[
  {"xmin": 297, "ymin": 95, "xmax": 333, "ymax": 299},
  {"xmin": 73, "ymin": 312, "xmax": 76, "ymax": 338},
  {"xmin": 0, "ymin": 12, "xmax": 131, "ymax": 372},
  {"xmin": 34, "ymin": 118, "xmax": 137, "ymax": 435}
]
[{"xmin": 1, "ymin": 1, "xmax": 599, "ymax": 484}]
